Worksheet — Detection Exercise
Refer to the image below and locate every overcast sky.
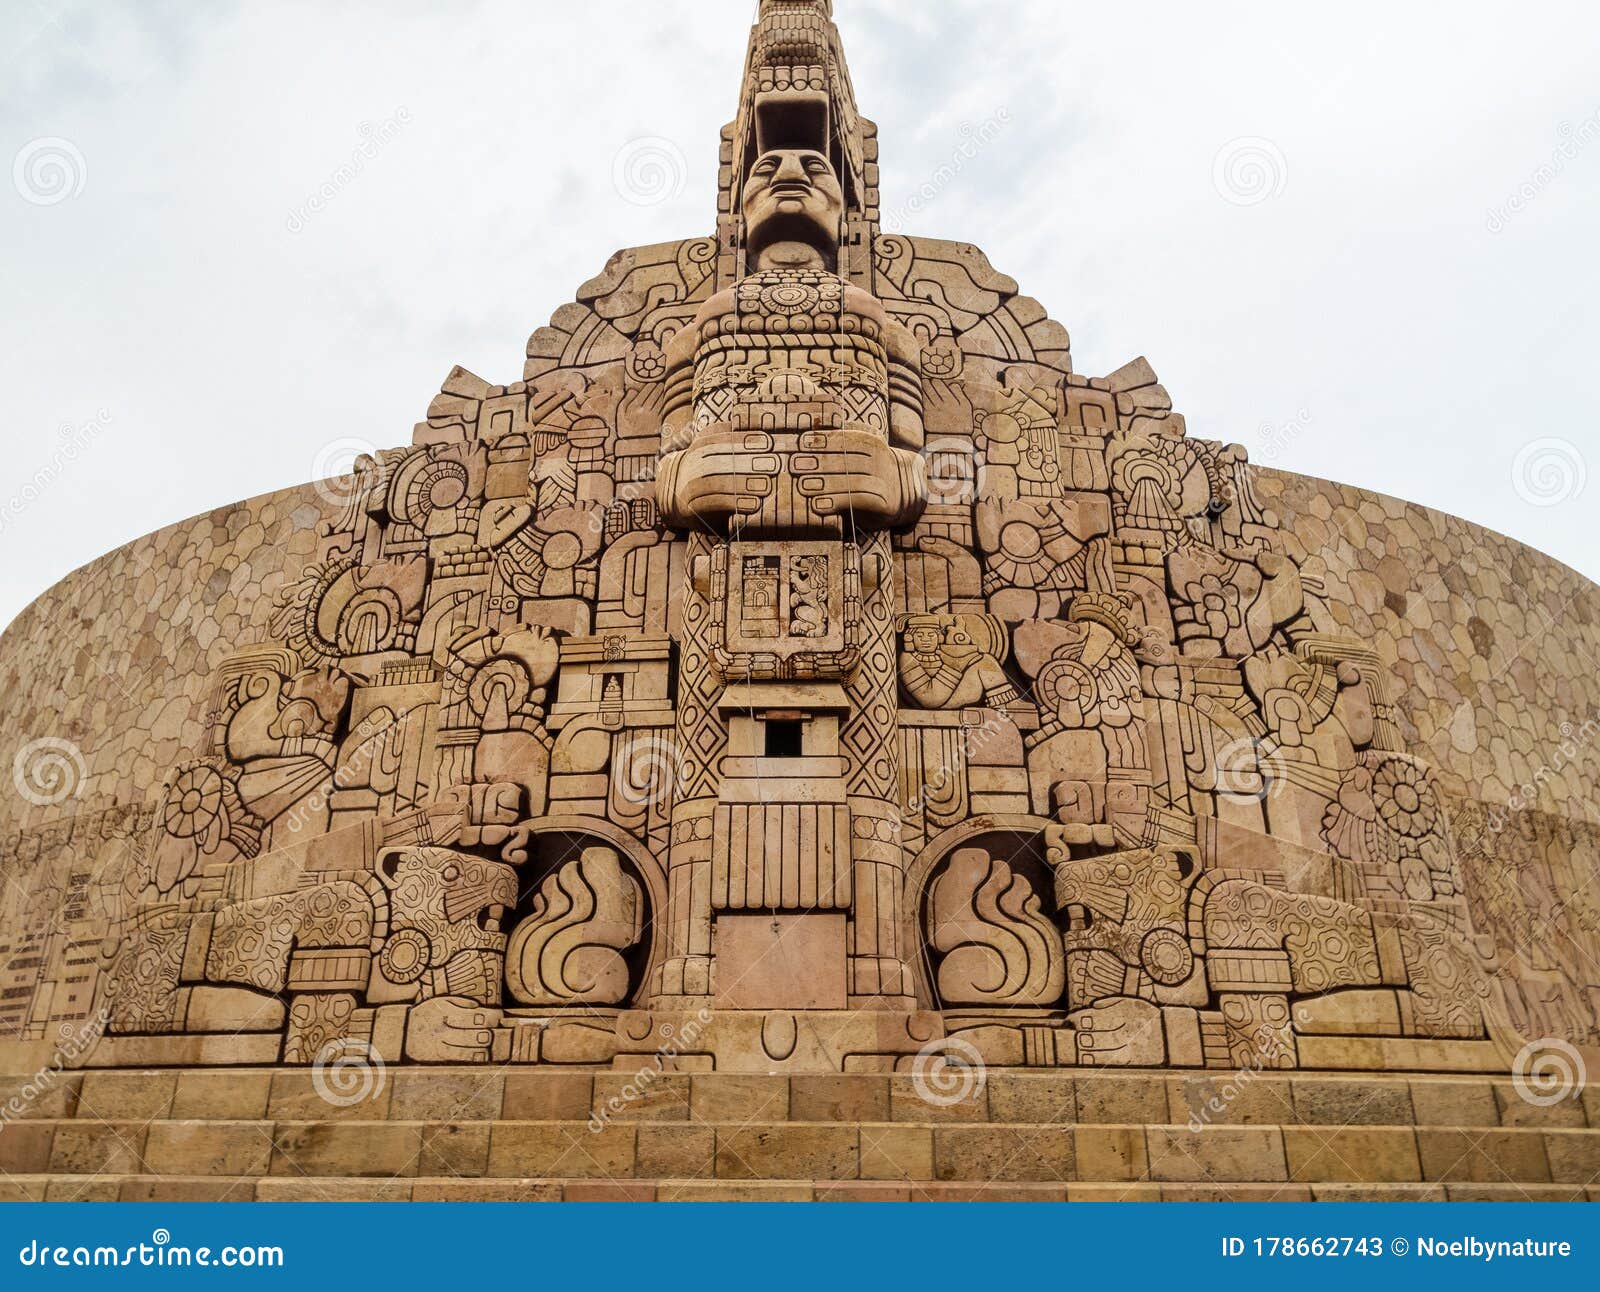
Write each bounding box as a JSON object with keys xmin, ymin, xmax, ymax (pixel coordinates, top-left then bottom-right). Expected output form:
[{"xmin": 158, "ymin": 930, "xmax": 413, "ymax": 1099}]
[{"xmin": 2, "ymin": 0, "xmax": 1598, "ymax": 634}]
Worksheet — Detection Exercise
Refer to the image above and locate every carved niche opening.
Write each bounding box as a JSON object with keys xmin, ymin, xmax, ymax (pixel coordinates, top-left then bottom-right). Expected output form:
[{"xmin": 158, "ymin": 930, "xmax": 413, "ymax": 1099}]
[
  {"xmin": 502, "ymin": 830, "xmax": 653, "ymax": 1009},
  {"xmin": 919, "ymin": 830, "xmax": 1065, "ymax": 1011}
]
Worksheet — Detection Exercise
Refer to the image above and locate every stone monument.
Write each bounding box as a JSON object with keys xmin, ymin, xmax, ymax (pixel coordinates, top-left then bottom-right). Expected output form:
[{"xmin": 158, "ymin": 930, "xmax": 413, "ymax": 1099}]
[{"xmin": 1, "ymin": 1, "xmax": 1596, "ymax": 1199}]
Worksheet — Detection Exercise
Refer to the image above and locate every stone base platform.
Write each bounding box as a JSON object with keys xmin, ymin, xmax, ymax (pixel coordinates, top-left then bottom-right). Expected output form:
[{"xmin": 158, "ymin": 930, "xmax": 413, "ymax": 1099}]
[{"xmin": 2, "ymin": 1068, "xmax": 1596, "ymax": 1202}]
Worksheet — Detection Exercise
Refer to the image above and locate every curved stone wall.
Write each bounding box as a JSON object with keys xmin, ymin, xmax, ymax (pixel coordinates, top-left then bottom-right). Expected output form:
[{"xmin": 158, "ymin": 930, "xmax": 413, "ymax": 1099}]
[{"xmin": 3, "ymin": 466, "xmax": 1592, "ymax": 848}]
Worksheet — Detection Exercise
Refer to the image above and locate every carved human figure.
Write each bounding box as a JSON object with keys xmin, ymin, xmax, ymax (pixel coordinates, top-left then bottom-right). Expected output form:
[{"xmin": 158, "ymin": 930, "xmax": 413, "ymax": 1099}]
[
  {"xmin": 897, "ymin": 613, "xmax": 1020, "ymax": 710},
  {"xmin": 742, "ymin": 147, "xmax": 844, "ymax": 272}
]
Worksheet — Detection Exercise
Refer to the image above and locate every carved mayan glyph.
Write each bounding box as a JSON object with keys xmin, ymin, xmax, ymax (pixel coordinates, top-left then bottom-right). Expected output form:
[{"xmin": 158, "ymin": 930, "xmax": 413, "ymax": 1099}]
[{"xmin": 1, "ymin": 0, "xmax": 1597, "ymax": 1081}]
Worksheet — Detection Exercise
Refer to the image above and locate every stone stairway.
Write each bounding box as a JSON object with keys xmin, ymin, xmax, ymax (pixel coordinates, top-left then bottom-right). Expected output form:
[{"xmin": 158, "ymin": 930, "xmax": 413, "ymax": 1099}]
[{"xmin": 2, "ymin": 1068, "xmax": 1597, "ymax": 1201}]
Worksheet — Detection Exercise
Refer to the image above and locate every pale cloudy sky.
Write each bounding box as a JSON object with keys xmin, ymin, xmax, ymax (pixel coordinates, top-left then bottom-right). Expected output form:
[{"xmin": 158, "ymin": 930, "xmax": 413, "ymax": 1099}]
[{"xmin": 2, "ymin": 0, "xmax": 1598, "ymax": 633}]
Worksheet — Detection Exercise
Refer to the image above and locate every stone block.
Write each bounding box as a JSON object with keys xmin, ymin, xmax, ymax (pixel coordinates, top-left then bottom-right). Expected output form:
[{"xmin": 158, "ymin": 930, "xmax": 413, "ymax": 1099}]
[
  {"xmin": 662, "ymin": 1182, "xmax": 813, "ymax": 1201},
  {"xmin": 0, "ymin": 1073, "xmax": 80, "ymax": 1119},
  {"xmin": 637, "ymin": 1123, "xmax": 715, "ymax": 1178},
  {"xmin": 690, "ymin": 1074, "xmax": 787, "ymax": 1124},
  {"xmin": 1444, "ymin": 1184, "xmax": 1587, "ymax": 1201},
  {"xmin": 119, "ymin": 1177, "xmax": 256, "ymax": 1201},
  {"xmin": 1283, "ymin": 1126, "xmax": 1420, "ymax": 1182},
  {"xmin": 1075, "ymin": 1125, "xmax": 1149, "ymax": 1181},
  {"xmin": 1415, "ymin": 1129, "xmax": 1550, "ymax": 1184},
  {"xmin": 501, "ymin": 1072, "xmax": 593, "ymax": 1121},
  {"xmin": 78, "ymin": 1072, "xmax": 175, "ymax": 1121},
  {"xmin": 1074, "ymin": 1074, "xmax": 1167, "ymax": 1124},
  {"xmin": 172, "ymin": 1071, "xmax": 273, "ymax": 1120},
  {"xmin": 889, "ymin": 1074, "xmax": 986, "ymax": 1123},
  {"xmin": 256, "ymin": 1178, "xmax": 414, "ymax": 1201},
  {"xmin": 1292, "ymin": 1078, "xmax": 1413, "ymax": 1126},
  {"xmin": 486, "ymin": 1122, "xmax": 636, "ymax": 1179},
  {"xmin": 144, "ymin": 1121, "xmax": 274, "ymax": 1176},
  {"xmin": 419, "ymin": 1122, "xmax": 490, "ymax": 1176},
  {"xmin": 270, "ymin": 1122, "xmax": 421, "ymax": 1177},
  {"xmin": 1067, "ymin": 1182, "xmax": 1162, "ymax": 1201},
  {"xmin": 1160, "ymin": 1184, "xmax": 1311, "ymax": 1201},
  {"xmin": 858, "ymin": 1124, "xmax": 932, "ymax": 1180},
  {"xmin": 933, "ymin": 1125, "xmax": 1074, "ymax": 1183},
  {"xmin": 987, "ymin": 1074, "xmax": 1075, "ymax": 1123},
  {"xmin": 1543, "ymin": 1129, "xmax": 1600, "ymax": 1184},
  {"xmin": 816, "ymin": 1181, "xmax": 912, "ymax": 1201},
  {"xmin": 46, "ymin": 1176, "xmax": 126, "ymax": 1201},
  {"xmin": 715, "ymin": 1124, "xmax": 857, "ymax": 1180},
  {"xmin": 1311, "ymin": 1184, "xmax": 1445, "ymax": 1201},
  {"xmin": 592, "ymin": 1072, "xmax": 690, "ymax": 1121},
  {"xmin": 790, "ymin": 1074, "xmax": 888, "ymax": 1122},
  {"xmin": 913, "ymin": 1182, "xmax": 1068, "ymax": 1201},
  {"xmin": 0, "ymin": 1121, "xmax": 55, "ymax": 1173},
  {"xmin": 563, "ymin": 1182, "xmax": 658, "ymax": 1201},
  {"xmin": 1146, "ymin": 1127, "xmax": 1287, "ymax": 1182},
  {"xmin": 391, "ymin": 1071, "xmax": 505, "ymax": 1122},
  {"xmin": 412, "ymin": 1179, "xmax": 562, "ymax": 1201},
  {"xmin": 1168, "ymin": 1074, "xmax": 1293, "ymax": 1127},
  {"xmin": 1408, "ymin": 1079, "xmax": 1497, "ymax": 1127},
  {"xmin": 1491, "ymin": 1081, "xmax": 1587, "ymax": 1128},
  {"xmin": 266, "ymin": 1071, "xmax": 390, "ymax": 1122},
  {"xmin": 48, "ymin": 1122, "xmax": 147, "ymax": 1175}
]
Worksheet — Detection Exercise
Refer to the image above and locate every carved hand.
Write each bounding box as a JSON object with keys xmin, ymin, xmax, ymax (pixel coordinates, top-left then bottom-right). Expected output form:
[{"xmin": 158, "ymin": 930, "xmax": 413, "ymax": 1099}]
[{"xmin": 404, "ymin": 996, "xmax": 502, "ymax": 1064}]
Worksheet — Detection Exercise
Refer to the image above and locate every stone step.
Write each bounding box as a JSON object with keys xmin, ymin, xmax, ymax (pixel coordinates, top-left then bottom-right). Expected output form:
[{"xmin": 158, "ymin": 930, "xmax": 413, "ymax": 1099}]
[
  {"xmin": 11, "ymin": 1118, "xmax": 1600, "ymax": 1187},
  {"xmin": 5, "ymin": 1175, "xmax": 1597, "ymax": 1204},
  {"xmin": 8, "ymin": 1069, "xmax": 1596, "ymax": 1132}
]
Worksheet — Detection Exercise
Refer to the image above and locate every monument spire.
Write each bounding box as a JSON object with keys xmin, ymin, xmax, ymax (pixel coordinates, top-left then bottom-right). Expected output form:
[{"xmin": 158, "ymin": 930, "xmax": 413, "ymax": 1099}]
[{"xmin": 718, "ymin": 0, "xmax": 877, "ymax": 288}]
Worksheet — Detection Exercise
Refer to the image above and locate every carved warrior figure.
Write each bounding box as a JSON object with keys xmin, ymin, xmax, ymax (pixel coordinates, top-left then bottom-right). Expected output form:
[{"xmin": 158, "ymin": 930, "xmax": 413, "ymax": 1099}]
[{"xmin": 26, "ymin": 0, "xmax": 1590, "ymax": 1079}]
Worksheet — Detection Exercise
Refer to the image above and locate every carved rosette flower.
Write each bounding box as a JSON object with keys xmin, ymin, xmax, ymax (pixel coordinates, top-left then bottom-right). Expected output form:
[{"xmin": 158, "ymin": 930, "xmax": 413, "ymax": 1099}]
[{"xmin": 1322, "ymin": 753, "xmax": 1442, "ymax": 865}]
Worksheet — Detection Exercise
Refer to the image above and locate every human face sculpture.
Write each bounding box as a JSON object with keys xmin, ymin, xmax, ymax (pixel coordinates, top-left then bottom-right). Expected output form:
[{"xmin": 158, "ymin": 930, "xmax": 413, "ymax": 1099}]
[{"xmin": 742, "ymin": 148, "xmax": 845, "ymax": 271}]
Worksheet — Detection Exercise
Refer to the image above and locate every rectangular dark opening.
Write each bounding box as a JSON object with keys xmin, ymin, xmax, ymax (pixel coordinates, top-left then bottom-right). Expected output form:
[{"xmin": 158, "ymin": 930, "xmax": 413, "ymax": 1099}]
[{"xmin": 765, "ymin": 719, "xmax": 804, "ymax": 759}]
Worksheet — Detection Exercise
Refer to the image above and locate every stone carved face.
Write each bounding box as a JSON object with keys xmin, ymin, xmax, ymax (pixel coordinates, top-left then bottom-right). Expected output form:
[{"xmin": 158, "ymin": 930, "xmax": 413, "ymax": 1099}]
[{"xmin": 742, "ymin": 148, "xmax": 844, "ymax": 270}]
